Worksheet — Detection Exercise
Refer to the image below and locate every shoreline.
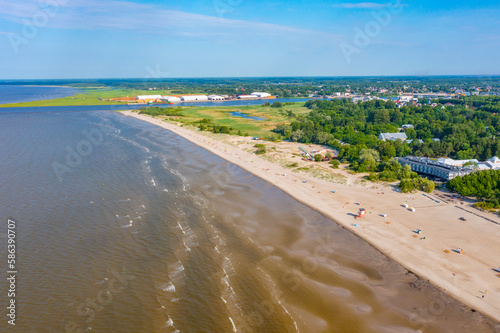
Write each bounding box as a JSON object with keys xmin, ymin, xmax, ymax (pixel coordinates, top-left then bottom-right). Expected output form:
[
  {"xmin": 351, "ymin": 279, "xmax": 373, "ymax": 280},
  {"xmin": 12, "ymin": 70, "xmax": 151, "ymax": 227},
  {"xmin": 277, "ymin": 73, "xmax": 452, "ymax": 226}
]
[
  {"xmin": 121, "ymin": 110, "xmax": 500, "ymax": 325},
  {"xmin": 0, "ymin": 96, "xmax": 309, "ymax": 108}
]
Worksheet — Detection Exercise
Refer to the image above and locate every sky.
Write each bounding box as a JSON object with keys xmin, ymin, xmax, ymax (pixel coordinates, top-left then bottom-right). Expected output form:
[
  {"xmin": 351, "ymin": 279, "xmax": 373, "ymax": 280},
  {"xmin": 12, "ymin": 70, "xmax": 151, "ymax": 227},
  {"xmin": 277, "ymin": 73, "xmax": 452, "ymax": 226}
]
[{"xmin": 0, "ymin": 0, "xmax": 499, "ymax": 79}]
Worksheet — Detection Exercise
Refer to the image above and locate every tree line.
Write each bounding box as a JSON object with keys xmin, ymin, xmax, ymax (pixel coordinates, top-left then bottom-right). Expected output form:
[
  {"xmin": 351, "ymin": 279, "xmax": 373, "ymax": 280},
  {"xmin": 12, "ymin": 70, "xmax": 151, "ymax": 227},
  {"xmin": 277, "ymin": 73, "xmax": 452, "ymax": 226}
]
[
  {"xmin": 448, "ymin": 170, "xmax": 500, "ymax": 209},
  {"xmin": 273, "ymin": 98, "xmax": 500, "ymax": 164}
]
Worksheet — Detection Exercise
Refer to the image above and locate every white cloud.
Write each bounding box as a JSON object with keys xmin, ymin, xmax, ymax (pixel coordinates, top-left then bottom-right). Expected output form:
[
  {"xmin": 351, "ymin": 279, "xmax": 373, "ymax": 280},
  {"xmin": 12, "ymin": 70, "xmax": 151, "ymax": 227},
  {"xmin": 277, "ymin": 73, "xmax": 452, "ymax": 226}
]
[{"xmin": 0, "ymin": 0, "xmax": 339, "ymax": 40}]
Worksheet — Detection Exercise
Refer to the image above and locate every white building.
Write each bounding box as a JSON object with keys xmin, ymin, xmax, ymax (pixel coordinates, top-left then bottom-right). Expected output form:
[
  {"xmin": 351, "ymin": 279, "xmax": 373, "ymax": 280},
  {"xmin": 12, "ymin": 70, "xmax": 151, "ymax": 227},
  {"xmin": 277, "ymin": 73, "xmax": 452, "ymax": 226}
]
[
  {"xmin": 437, "ymin": 156, "xmax": 500, "ymax": 171},
  {"xmin": 402, "ymin": 124, "xmax": 414, "ymax": 129},
  {"xmin": 398, "ymin": 95, "xmax": 417, "ymax": 103},
  {"xmin": 208, "ymin": 95, "xmax": 224, "ymax": 101},
  {"xmin": 237, "ymin": 95, "xmax": 258, "ymax": 99},
  {"xmin": 437, "ymin": 158, "xmax": 479, "ymax": 167},
  {"xmin": 482, "ymin": 156, "xmax": 500, "ymax": 170},
  {"xmin": 379, "ymin": 132, "xmax": 408, "ymax": 141},
  {"xmin": 181, "ymin": 95, "xmax": 208, "ymax": 102},
  {"xmin": 251, "ymin": 92, "xmax": 271, "ymax": 98},
  {"xmin": 163, "ymin": 96, "xmax": 181, "ymax": 103},
  {"xmin": 136, "ymin": 95, "xmax": 162, "ymax": 101}
]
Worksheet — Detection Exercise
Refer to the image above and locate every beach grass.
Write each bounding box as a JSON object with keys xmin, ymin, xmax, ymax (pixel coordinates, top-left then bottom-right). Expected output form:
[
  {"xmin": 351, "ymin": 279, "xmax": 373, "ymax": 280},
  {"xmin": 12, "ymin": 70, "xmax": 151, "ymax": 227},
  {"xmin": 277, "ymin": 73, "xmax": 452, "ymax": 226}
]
[
  {"xmin": 0, "ymin": 87, "xmax": 177, "ymax": 108},
  {"xmin": 162, "ymin": 103, "xmax": 309, "ymax": 137}
]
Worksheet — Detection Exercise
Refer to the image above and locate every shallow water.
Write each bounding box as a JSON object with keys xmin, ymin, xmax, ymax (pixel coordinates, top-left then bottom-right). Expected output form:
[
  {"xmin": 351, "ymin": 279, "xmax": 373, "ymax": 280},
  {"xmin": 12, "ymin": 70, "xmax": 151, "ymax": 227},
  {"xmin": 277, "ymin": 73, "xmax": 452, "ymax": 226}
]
[
  {"xmin": 230, "ymin": 111, "xmax": 266, "ymax": 120},
  {"xmin": 0, "ymin": 85, "xmax": 83, "ymax": 104}
]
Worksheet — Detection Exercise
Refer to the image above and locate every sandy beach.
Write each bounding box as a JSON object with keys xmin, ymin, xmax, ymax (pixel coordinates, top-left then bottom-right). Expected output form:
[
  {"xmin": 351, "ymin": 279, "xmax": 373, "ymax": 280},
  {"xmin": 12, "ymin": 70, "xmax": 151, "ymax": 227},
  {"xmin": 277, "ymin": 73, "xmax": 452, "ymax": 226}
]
[{"xmin": 121, "ymin": 110, "xmax": 500, "ymax": 325}]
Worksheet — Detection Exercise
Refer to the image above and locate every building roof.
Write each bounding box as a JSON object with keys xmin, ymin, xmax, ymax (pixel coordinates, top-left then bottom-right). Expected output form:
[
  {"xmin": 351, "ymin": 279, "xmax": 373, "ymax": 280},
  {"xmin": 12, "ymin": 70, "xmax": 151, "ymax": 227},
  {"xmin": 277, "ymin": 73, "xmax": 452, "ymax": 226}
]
[
  {"xmin": 163, "ymin": 96, "xmax": 181, "ymax": 101},
  {"xmin": 379, "ymin": 132, "xmax": 407, "ymax": 141},
  {"xmin": 406, "ymin": 139, "xmax": 424, "ymax": 144},
  {"xmin": 136, "ymin": 95, "xmax": 162, "ymax": 100},
  {"xmin": 398, "ymin": 156, "xmax": 474, "ymax": 180},
  {"xmin": 437, "ymin": 158, "xmax": 479, "ymax": 166}
]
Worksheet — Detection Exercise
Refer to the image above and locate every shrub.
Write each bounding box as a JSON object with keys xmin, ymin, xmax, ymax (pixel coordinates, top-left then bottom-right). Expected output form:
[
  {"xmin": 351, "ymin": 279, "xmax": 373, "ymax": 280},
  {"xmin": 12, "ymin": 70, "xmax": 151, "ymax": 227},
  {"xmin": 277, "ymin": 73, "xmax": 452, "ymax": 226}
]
[
  {"xmin": 399, "ymin": 178, "xmax": 435, "ymax": 193},
  {"xmin": 213, "ymin": 125, "xmax": 231, "ymax": 134},
  {"xmin": 329, "ymin": 160, "xmax": 340, "ymax": 169},
  {"xmin": 254, "ymin": 144, "xmax": 266, "ymax": 155},
  {"xmin": 264, "ymin": 134, "xmax": 282, "ymax": 142}
]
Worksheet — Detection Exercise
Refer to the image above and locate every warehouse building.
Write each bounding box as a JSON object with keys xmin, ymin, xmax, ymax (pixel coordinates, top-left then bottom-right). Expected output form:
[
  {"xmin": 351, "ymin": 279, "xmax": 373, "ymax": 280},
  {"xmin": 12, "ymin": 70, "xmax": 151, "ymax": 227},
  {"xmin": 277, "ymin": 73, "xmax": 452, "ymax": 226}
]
[
  {"xmin": 237, "ymin": 95, "xmax": 258, "ymax": 99},
  {"xmin": 136, "ymin": 95, "xmax": 163, "ymax": 103},
  {"xmin": 163, "ymin": 96, "xmax": 181, "ymax": 103},
  {"xmin": 181, "ymin": 95, "xmax": 209, "ymax": 102},
  {"xmin": 208, "ymin": 95, "xmax": 225, "ymax": 101},
  {"xmin": 251, "ymin": 92, "xmax": 272, "ymax": 98}
]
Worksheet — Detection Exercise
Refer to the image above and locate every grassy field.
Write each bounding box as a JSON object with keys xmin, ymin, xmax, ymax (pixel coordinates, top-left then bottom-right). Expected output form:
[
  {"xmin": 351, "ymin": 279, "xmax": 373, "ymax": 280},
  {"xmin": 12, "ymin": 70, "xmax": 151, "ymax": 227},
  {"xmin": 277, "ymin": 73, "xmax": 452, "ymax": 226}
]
[
  {"xmin": 0, "ymin": 87, "xmax": 177, "ymax": 108},
  {"xmin": 156, "ymin": 103, "xmax": 309, "ymax": 138}
]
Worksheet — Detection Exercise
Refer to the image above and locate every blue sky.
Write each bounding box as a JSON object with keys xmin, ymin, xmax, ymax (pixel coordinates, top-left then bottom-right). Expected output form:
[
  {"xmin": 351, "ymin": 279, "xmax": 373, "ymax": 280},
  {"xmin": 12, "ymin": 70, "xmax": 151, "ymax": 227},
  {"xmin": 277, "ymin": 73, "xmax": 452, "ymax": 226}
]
[{"xmin": 0, "ymin": 0, "xmax": 498, "ymax": 79}]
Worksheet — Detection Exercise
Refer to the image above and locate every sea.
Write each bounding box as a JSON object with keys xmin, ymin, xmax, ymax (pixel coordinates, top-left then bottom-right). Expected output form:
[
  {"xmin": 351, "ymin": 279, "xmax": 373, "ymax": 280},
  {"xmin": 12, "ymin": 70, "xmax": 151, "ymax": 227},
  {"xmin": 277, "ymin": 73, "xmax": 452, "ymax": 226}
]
[
  {"xmin": 0, "ymin": 85, "xmax": 497, "ymax": 332},
  {"xmin": 0, "ymin": 85, "xmax": 83, "ymax": 105}
]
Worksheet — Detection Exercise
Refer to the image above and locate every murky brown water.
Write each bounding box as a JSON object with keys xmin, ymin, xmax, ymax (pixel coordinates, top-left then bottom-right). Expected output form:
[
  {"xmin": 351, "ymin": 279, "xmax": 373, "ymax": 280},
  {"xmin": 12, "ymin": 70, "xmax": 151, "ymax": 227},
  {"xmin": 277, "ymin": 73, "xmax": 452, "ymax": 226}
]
[{"xmin": 0, "ymin": 110, "xmax": 498, "ymax": 332}]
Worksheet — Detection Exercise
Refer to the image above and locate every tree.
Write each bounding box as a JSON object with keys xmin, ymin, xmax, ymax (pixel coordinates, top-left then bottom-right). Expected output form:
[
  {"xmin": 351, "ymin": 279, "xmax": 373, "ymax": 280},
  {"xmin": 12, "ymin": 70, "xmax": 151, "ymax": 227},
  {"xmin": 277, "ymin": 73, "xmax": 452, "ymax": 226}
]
[
  {"xmin": 378, "ymin": 142, "xmax": 397, "ymax": 160},
  {"xmin": 314, "ymin": 154, "xmax": 322, "ymax": 162},
  {"xmin": 399, "ymin": 164, "xmax": 414, "ymax": 179},
  {"xmin": 404, "ymin": 127, "xmax": 417, "ymax": 140},
  {"xmin": 380, "ymin": 158, "xmax": 401, "ymax": 172},
  {"xmin": 359, "ymin": 149, "xmax": 380, "ymax": 163},
  {"xmin": 290, "ymin": 130, "xmax": 304, "ymax": 142},
  {"xmin": 316, "ymin": 132, "xmax": 334, "ymax": 145},
  {"xmin": 457, "ymin": 148, "xmax": 476, "ymax": 160},
  {"xmin": 399, "ymin": 179, "xmax": 416, "ymax": 193},
  {"xmin": 463, "ymin": 161, "xmax": 479, "ymax": 170},
  {"xmin": 420, "ymin": 178, "xmax": 435, "ymax": 193},
  {"xmin": 399, "ymin": 178, "xmax": 435, "ymax": 193}
]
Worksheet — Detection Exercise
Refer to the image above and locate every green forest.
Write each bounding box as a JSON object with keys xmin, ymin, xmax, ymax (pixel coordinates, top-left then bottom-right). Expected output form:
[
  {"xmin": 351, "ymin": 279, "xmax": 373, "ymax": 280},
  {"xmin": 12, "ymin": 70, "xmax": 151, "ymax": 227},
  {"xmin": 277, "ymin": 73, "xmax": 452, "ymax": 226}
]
[
  {"xmin": 273, "ymin": 98, "xmax": 500, "ymax": 168},
  {"xmin": 448, "ymin": 170, "xmax": 500, "ymax": 209}
]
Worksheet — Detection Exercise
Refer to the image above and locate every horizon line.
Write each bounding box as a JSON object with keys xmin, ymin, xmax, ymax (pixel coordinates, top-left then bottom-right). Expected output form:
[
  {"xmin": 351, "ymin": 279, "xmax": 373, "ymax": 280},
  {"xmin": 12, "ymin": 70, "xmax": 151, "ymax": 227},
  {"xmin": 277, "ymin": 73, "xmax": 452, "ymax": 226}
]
[{"xmin": 1, "ymin": 74, "xmax": 500, "ymax": 82}]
